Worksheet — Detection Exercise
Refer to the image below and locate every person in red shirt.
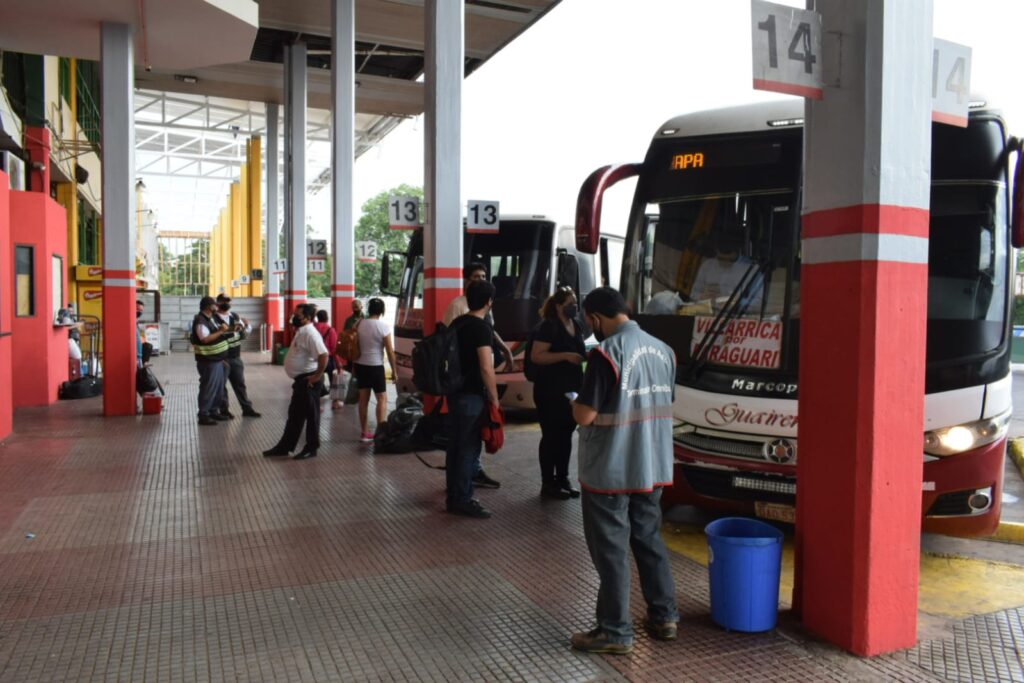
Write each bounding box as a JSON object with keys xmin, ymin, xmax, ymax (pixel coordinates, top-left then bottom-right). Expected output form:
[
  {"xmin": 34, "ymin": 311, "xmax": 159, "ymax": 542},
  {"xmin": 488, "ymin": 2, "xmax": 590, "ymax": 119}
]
[{"xmin": 313, "ymin": 310, "xmax": 341, "ymax": 407}]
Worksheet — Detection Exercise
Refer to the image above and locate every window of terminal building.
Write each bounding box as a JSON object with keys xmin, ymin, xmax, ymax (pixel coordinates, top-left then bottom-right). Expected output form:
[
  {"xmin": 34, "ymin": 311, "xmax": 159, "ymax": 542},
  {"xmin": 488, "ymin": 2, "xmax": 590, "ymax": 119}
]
[
  {"xmin": 52, "ymin": 255, "xmax": 63, "ymax": 323},
  {"xmin": 15, "ymin": 245, "xmax": 34, "ymax": 317}
]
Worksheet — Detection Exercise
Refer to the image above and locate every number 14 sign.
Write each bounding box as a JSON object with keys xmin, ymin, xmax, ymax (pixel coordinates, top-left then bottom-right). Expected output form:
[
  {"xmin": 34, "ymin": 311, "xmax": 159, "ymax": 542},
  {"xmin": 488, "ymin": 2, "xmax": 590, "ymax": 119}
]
[{"xmin": 751, "ymin": 0, "xmax": 823, "ymax": 100}]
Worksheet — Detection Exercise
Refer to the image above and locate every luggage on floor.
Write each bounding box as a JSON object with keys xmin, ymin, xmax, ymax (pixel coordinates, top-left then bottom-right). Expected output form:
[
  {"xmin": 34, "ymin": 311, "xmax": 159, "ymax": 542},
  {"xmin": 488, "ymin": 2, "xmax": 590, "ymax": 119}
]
[{"xmin": 58, "ymin": 376, "xmax": 103, "ymax": 400}]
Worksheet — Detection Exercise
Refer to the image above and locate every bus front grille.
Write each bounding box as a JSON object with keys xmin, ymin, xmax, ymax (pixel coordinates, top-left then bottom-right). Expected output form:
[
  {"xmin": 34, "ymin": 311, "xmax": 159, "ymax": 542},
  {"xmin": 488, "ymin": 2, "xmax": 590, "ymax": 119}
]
[
  {"xmin": 675, "ymin": 432, "xmax": 768, "ymax": 463},
  {"xmin": 681, "ymin": 465, "xmax": 796, "ymax": 505}
]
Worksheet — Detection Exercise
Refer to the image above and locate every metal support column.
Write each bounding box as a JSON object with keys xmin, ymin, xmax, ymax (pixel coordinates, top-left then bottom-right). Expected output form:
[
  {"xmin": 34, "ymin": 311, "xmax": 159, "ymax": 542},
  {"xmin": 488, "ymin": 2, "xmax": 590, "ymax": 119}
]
[
  {"xmin": 284, "ymin": 41, "xmax": 308, "ymax": 343},
  {"xmin": 331, "ymin": 0, "xmax": 356, "ymax": 330},
  {"xmin": 423, "ymin": 0, "xmax": 464, "ymax": 334},
  {"xmin": 795, "ymin": 0, "xmax": 932, "ymax": 656},
  {"xmin": 265, "ymin": 102, "xmax": 282, "ymax": 337},
  {"xmin": 99, "ymin": 22, "xmax": 137, "ymax": 417}
]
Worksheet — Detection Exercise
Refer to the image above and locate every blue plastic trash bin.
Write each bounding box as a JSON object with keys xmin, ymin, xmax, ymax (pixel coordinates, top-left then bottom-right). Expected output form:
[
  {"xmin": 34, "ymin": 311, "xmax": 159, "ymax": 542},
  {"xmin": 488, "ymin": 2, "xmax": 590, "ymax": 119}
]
[{"xmin": 705, "ymin": 517, "xmax": 784, "ymax": 632}]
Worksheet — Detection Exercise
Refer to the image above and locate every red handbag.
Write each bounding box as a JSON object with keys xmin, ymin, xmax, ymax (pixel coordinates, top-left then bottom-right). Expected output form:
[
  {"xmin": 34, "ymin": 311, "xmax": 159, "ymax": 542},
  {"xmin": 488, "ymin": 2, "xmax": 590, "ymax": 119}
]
[{"xmin": 481, "ymin": 402, "xmax": 505, "ymax": 454}]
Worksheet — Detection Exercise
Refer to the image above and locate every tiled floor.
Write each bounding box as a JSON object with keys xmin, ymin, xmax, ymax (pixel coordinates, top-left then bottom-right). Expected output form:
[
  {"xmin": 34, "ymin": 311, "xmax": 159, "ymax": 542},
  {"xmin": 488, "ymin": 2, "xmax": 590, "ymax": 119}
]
[{"xmin": 0, "ymin": 353, "xmax": 1016, "ymax": 681}]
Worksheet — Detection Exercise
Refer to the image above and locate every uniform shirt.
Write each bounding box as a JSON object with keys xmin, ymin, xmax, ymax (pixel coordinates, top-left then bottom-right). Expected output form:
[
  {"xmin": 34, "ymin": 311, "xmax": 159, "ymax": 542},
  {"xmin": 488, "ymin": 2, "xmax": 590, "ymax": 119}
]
[
  {"xmin": 453, "ymin": 314, "xmax": 493, "ymax": 396},
  {"xmin": 284, "ymin": 323, "xmax": 328, "ymax": 378},
  {"xmin": 355, "ymin": 318, "xmax": 392, "ymax": 366}
]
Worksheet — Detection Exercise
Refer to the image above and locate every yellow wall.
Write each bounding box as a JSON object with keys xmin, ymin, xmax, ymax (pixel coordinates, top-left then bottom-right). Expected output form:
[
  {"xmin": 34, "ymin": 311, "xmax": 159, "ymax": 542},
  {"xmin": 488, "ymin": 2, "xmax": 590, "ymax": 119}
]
[{"xmin": 208, "ymin": 136, "xmax": 264, "ymax": 298}]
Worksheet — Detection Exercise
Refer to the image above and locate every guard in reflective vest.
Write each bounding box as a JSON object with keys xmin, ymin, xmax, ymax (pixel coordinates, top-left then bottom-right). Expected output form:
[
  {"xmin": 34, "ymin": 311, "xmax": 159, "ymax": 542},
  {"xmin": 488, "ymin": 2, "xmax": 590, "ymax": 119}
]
[
  {"xmin": 569, "ymin": 287, "xmax": 679, "ymax": 655},
  {"xmin": 191, "ymin": 296, "xmax": 233, "ymax": 426},
  {"xmin": 214, "ymin": 294, "xmax": 260, "ymax": 418}
]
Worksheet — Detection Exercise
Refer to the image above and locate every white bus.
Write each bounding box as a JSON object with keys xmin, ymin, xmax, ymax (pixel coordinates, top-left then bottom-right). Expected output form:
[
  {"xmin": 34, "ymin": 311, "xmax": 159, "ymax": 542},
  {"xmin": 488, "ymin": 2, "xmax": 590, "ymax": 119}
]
[
  {"xmin": 380, "ymin": 215, "xmax": 621, "ymax": 409},
  {"xmin": 576, "ymin": 99, "xmax": 1018, "ymax": 536}
]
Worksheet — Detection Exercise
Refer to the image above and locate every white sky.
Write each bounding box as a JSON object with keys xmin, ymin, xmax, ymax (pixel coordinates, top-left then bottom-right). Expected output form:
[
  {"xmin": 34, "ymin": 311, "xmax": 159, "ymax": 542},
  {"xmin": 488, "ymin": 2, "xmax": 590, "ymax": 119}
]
[{"xmin": 158, "ymin": 0, "xmax": 1024, "ymax": 241}]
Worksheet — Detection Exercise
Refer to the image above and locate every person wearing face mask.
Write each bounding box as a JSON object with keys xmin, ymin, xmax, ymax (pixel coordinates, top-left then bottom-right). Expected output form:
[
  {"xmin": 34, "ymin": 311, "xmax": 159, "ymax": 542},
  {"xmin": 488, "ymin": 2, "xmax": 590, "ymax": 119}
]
[
  {"xmin": 136, "ymin": 299, "xmax": 145, "ymax": 368},
  {"xmin": 190, "ymin": 296, "xmax": 234, "ymax": 426},
  {"xmin": 263, "ymin": 303, "xmax": 329, "ymax": 460},
  {"xmin": 529, "ymin": 287, "xmax": 586, "ymax": 500},
  {"xmin": 213, "ymin": 294, "xmax": 260, "ymax": 419},
  {"xmin": 568, "ymin": 287, "xmax": 679, "ymax": 655}
]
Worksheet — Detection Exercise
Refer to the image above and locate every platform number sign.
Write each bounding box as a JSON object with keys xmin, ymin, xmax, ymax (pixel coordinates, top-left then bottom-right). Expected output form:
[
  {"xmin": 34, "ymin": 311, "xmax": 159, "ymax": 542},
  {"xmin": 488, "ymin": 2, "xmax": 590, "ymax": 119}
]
[
  {"xmin": 271, "ymin": 259, "xmax": 288, "ymax": 275},
  {"xmin": 751, "ymin": 0, "xmax": 823, "ymax": 100},
  {"xmin": 239, "ymin": 275, "xmax": 250, "ymax": 285},
  {"xmin": 932, "ymin": 39, "xmax": 972, "ymax": 128},
  {"xmin": 306, "ymin": 239, "xmax": 328, "ymax": 259},
  {"xmin": 466, "ymin": 200, "xmax": 500, "ymax": 234},
  {"xmin": 355, "ymin": 241, "xmax": 378, "ymax": 263},
  {"xmin": 308, "ymin": 259, "xmax": 327, "ymax": 274},
  {"xmin": 388, "ymin": 195, "xmax": 420, "ymax": 230}
]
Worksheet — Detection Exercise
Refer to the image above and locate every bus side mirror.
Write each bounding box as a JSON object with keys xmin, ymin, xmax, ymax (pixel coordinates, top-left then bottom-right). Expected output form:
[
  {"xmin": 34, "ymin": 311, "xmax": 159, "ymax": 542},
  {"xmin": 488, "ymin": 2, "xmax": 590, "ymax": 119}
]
[
  {"xmin": 380, "ymin": 250, "xmax": 405, "ymax": 297},
  {"xmin": 1013, "ymin": 141, "xmax": 1024, "ymax": 248},
  {"xmin": 575, "ymin": 163, "xmax": 641, "ymax": 254}
]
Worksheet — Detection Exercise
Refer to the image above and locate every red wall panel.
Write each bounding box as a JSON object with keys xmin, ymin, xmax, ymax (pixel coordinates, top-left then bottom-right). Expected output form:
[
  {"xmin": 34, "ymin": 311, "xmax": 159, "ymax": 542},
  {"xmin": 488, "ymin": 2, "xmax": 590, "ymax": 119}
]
[
  {"xmin": 9, "ymin": 191, "xmax": 68, "ymax": 407},
  {"xmin": 0, "ymin": 171, "xmax": 12, "ymax": 439}
]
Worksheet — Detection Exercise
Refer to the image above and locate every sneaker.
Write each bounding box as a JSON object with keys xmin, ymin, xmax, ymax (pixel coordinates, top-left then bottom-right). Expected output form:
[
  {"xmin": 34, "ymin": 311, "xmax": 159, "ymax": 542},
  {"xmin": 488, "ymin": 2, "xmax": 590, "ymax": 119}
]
[
  {"xmin": 446, "ymin": 499, "xmax": 492, "ymax": 519},
  {"xmin": 645, "ymin": 620, "xmax": 678, "ymax": 641},
  {"xmin": 558, "ymin": 478, "xmax": 581, "ymax": 498},
  {"xmin": 570, "ymin": 628, "xmax": 632, "ymax": 655},
  {"xmin": 360, "ymin": 432, "xmax": 374, "ymax": 443},
  {"xmin": 212, "ymin": 413, "xmax": 232, "ymax": 421},
  {"xmin": 473, "ymin": 470, "xmax": 501, "ymax": 489}
]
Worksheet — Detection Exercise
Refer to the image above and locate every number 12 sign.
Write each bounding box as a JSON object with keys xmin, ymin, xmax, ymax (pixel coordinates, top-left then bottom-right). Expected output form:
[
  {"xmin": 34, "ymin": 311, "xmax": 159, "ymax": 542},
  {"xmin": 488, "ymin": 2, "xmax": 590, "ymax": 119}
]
[{"xmin": 751, "ymin": 0, "xmax": 823, "ymax": 100}]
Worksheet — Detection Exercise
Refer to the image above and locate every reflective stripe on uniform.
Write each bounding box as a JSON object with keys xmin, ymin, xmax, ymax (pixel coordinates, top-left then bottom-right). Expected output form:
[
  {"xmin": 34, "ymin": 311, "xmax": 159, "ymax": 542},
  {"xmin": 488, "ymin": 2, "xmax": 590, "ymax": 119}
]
[{"xmin": 591, "ymin": 404, "xmax": 674, "ymax": 427}]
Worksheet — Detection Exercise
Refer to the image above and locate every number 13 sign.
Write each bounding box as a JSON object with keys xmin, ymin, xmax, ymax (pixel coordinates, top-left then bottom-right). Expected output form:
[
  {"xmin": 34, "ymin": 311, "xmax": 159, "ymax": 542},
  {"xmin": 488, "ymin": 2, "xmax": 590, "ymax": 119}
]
[{"xmin": 751, "ymin": 0, "xmax": 823, "ymax": 100}]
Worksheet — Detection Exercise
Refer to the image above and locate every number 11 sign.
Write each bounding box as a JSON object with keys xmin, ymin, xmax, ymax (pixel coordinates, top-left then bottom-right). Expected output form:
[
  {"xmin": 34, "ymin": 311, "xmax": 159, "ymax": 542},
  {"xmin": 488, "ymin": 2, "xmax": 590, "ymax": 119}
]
[{"xmin": 751, "ymin": 0, "xmax": 823, "ymax": 100}]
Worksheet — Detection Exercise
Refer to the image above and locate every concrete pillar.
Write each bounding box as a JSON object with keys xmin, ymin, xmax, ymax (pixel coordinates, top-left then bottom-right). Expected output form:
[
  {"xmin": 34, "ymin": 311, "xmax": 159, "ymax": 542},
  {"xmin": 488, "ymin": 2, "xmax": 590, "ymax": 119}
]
[
  {"xmin": 100, "ymin": 22, "xmax": 137, "ymax": 417},
  {"xmin": 795, "ymin": 0, "xmax": 932, "ymax": 656},
  {"xmin": 423, "ymin": 0, "xmax": 464, "ymax": 335},
  {"xmin": 284, "ymin": 41, "xmax": 308, "ymax": 343},
  {"xmin": 331, "ymin": 0, "xmax": 356, "ymax": 330},
  {"xmin": 265, "ymin": 102, "xmax": 282, "ymax": 334}
]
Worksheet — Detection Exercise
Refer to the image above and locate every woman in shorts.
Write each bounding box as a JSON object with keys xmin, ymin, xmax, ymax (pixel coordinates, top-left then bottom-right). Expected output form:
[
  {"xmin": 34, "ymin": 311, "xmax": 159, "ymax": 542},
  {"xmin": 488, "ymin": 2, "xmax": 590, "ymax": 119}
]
[{"xmin": 355, "ymin": 297, "xmax": 397, "ymax": 443}]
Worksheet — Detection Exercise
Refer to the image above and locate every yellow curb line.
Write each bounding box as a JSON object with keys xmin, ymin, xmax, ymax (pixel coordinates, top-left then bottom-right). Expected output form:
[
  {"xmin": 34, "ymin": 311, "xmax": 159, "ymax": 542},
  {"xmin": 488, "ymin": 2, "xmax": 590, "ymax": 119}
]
[
  {"xmin": 991, "ymin": 521, "xmax": 1024, "ymax": 544},
  {"xmin": 1009, "ymin": 438, "xmax": 1024, "ymax": 478}
]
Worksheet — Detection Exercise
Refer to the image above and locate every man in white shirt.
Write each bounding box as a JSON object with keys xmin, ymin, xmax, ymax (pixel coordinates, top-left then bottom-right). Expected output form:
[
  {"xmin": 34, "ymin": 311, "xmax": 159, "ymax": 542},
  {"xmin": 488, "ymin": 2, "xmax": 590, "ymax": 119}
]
[
  {"xmin": 263, "ymin": 303, "xmax": 328, "ymax": 460},
  {"xmin": 689, "ymin": 231, "xmax": 760, "ymax": 306}
]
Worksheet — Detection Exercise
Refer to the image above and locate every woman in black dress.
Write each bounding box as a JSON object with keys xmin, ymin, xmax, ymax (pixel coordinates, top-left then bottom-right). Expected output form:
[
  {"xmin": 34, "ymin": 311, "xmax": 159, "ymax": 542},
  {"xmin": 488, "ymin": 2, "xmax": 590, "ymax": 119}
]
[{"xmin": 530, "ymin": 287, "xmax": 587, "ymax": 500}]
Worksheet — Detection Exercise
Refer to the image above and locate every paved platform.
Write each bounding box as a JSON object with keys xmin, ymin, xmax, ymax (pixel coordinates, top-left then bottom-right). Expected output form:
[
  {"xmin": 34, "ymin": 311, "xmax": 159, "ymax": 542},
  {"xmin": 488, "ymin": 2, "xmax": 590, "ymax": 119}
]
[{"xmin": 0, "ymin": 352, "xmax": 1020, "ymax": 681}]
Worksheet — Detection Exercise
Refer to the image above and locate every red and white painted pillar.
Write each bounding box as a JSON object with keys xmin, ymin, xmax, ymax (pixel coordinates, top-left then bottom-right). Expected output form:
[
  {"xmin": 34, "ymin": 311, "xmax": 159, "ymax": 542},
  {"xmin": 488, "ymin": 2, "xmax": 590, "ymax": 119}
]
[
  {"xmin": 795, "ymin": 0, "xmax": 932, "ymax": 656},
  {"xmin": 331, "ymin": 0, "xmax": 356, "ymax": 329},
  {"xmin": 264, "ymin": 102, "xmax": 282, "ymax": 342},
  {"xmin": 423, "ymin": 0, "xmax": 464, "ymax": 335},
  {"xmin": 283, "ymin": 41, "xmax": 307, "ymax": 343},
  {"xmin": 100, "ymin": 22, "xmax": 137, "ymax": 417}
]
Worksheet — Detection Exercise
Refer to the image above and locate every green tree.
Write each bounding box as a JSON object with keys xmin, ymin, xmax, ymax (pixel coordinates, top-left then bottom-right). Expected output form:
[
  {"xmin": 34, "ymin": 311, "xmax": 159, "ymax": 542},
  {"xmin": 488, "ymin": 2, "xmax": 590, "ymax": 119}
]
[
  {"xmin": 353, "ymin": 184, "xmax": 421, "ymax": 296},
  {"xmin": 307, "ymin": 247, "xmax": 332, "ymax": 297}
]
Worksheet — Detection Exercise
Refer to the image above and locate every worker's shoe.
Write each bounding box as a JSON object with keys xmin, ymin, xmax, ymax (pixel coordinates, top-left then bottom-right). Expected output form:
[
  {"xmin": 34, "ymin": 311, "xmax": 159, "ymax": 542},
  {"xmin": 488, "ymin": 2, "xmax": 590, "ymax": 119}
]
[
  {"xmin": 446, "ymin": 499, "xmax": 492, "ymax": 519},
  {"xmin": 241, "ymin": 409, "xmax": 261, "ymax": 418},
  {"xmin": 541, "ymin": 482, "xmax": 571, "ymax": 500},
  {"xmin": 570, "ymin": 628, "xmax": 632, "ymax": 655},
  {"xmin": 558, "ymin": 478, "xmax": 581, "ymax": 498},
  {"xmin": 198, "ymin": 416, "xmax": 218, "ymax": 426},
  {"xmin": 473, "ymin": 470, "xmax": 501, "ymax": 489},
  {"xmin": 262, "ymin": 447, "xmax": 290, "ymax": 457},
  {"xmin": 645, "ymin": 620, "xmax": 678, "ymax": 641},
  {"xmin": 212, "ymin": 412, "xmax": 232, "ymax": 421}
]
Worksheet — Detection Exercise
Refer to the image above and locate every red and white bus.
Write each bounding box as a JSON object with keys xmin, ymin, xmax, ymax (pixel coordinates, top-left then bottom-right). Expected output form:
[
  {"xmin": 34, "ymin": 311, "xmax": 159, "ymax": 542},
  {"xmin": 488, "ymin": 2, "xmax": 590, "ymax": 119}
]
[{"xmin": 576, "ymin": 99, "xmax": 1020, "ymax": 536}]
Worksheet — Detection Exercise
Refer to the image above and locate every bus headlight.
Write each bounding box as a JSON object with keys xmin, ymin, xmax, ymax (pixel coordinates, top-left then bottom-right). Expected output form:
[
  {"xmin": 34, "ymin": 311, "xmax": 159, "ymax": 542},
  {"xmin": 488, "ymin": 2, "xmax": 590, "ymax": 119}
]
[{"xmin": 923, "ymin": 412, "xmax": 1010, "ymax": 456}]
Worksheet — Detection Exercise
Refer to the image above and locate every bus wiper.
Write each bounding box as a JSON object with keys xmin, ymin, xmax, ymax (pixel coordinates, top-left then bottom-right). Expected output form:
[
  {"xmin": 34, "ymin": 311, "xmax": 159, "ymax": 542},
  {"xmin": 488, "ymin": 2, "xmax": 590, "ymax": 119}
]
[{"xmin": 686, "ymin": 256, "xmax": 772, "ymax": 381}]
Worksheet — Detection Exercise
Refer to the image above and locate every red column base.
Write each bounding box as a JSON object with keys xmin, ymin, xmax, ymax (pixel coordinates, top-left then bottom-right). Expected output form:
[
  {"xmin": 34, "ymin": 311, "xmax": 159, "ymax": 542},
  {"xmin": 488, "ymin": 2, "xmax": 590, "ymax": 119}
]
[
  {"xmin": 331, "ymin": 285, "xmax": 355, "ymax": 332},
  {"xmin": 102, "ymin": 280, "xmax": 138, "ymax": 416}
]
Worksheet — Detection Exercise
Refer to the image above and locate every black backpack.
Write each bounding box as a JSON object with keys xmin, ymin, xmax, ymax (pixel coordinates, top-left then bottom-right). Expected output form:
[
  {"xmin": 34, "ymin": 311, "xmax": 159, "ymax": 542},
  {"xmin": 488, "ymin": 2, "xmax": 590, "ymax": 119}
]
[
  {"xmin": 412, "ymin": 320, "xmax": 465, "ymax": 396},
  {"xmin": 59, "ymin": 376, "xmax": 103, "ymax": 400},
  {"xmin": 523, "ymin": 322, "xmax": 543, "ymax": 383}
]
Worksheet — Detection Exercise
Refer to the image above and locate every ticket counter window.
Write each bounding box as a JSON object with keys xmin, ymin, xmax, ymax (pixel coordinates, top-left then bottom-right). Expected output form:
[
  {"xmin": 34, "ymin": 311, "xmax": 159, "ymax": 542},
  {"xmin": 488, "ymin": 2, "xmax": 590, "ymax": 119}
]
[{"xmin": 15, "ymin": 245, "xmax": 34, "ymax": 317}]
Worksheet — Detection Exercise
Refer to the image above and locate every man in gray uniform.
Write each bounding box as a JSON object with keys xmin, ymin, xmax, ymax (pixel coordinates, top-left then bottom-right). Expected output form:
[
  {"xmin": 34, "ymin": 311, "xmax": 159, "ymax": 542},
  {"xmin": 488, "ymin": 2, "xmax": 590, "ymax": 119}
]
[
  {"xmin": 191, "ymin": 296, "xmax": 233, "ymax": 426},
  {"xmin": 214, "ymin": 294, "xmax": 260, "ymax": 418},
  {"xmin": 569, "ymin": 287, "xmax": 679, "ymax": 655}
]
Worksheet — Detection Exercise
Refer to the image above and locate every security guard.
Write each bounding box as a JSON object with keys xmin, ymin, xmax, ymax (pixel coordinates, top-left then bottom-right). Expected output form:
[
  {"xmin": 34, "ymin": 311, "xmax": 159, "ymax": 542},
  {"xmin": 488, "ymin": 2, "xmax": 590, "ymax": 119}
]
[
  {"xmin": 192, "ymin": 296, "xmax": 233, "ymax": 426},
  {"xmin": 214, "ymin": 294, "xmax": 260, "ymax": 418}
]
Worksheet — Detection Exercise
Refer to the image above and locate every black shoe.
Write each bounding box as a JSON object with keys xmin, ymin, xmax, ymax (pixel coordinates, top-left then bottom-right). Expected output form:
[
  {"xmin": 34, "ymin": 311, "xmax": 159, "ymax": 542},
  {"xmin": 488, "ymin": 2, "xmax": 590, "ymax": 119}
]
[
  {"xmin": 293, "ymin": 448, "xmax": 318, "ymax": 460},
  {"xmin": 241, "ymin": 409, "xmax": 261, "ymax": 418},
  {"xmin": 446, "ymin": 499, "xmax": 492, "ymax": 519},
  {"xmin": 262, "ymin": 447, "xmax": 290, "ymax": 457},
  {"xmin": 212, "ymin": 413, "xmax": 232, "ymax": 421},
  {"xmin": 198, "ymin": 416, "xmax": 218, "ymax": 426},
  {"xmin": 541, "ymin": 483, "xmax": 571, "ymax": 500},
  {"xmin": 558, "ymin": 479, "xmax": 581, "ymax": 498},
  {"xmin": 472, "ymin": 470, "xmax": 501, "ymax": 489}
]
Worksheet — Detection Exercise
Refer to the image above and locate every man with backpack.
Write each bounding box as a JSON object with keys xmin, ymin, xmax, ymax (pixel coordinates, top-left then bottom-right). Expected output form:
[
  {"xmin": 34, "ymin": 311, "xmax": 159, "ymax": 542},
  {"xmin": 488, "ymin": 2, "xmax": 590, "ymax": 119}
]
[{"xmin": 445, "ymin": 280, "xmax": 501, "ymax": 519}]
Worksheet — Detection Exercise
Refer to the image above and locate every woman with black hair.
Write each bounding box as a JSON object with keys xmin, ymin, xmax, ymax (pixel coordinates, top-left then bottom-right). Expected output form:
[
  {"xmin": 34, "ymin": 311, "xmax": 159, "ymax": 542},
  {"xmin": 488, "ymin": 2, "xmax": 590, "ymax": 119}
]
[
  {"xmin": 354, "ymin": 297, "xmax": 397, "ymax": 443},
  {"xmin": 529, "ymin": 287, "xmax": 586, "ymax": 499}
]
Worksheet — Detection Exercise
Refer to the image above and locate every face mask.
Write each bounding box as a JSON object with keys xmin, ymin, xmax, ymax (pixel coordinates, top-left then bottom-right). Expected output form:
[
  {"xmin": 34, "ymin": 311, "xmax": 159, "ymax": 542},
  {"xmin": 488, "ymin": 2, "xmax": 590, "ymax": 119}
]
[
  {"xmin": 590, "ymin": 317, "xmax": 605, "ymax": 342},
  {"xmin": 136, "ymin": 310, "xmax": 142, "ymax": 319},
  {"xmin": 219, "ymin": 304, "xmax": 230, "ymax": 312},
  {"xmin": 291, "ymin": 315, "xmax": 303, "ymax": 328},
  {"xmin": 563, "ymin": 304, "xmax": 579, "ymax": 319}
]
